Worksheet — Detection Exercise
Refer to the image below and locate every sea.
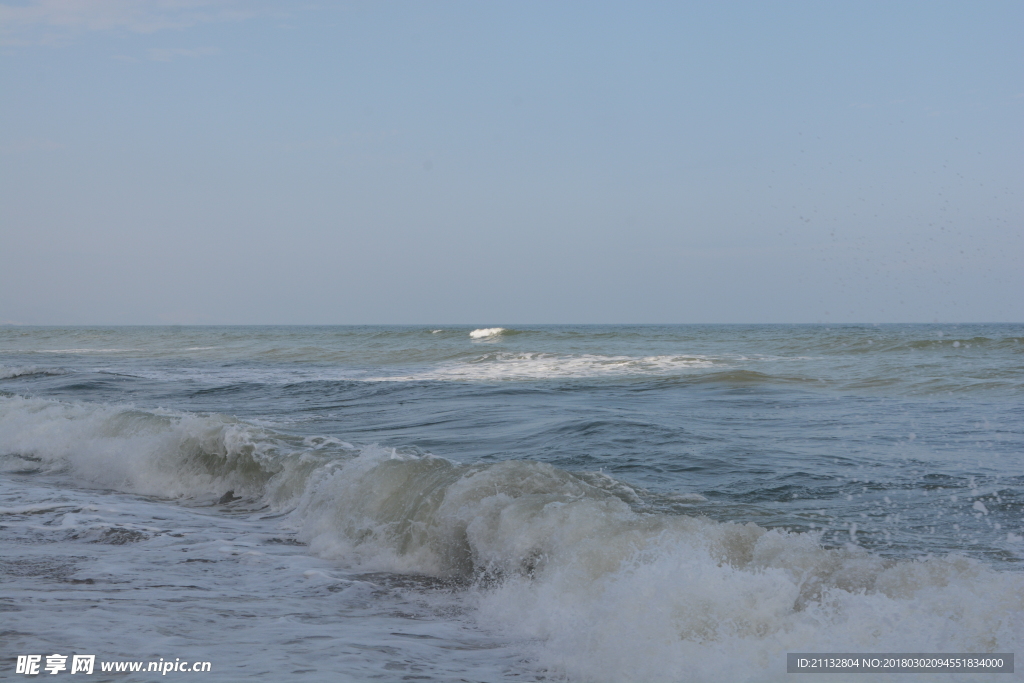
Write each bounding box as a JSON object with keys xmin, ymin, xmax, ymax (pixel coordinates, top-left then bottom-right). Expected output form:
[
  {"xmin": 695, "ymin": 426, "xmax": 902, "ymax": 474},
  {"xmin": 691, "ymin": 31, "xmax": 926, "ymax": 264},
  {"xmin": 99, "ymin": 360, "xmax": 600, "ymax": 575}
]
[{"xmin": 1, "ymin": 324, "xmax": 1021, "ymax": 682}]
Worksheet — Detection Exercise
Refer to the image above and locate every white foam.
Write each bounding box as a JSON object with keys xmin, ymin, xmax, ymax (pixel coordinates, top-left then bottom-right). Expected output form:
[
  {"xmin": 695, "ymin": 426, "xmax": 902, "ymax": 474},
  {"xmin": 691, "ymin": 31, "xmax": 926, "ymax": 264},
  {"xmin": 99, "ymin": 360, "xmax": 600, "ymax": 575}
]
[
  {"xmin": 469, "ymin": 327, "xmax": 505, "ymax": 339},
  {"xmin": 280, "ymin": 449, "xmax": 1023, "ymax": 682},
  {"xmin": 475, "ymin": 531, "xmax": 1022, "ymax": 682},
  {"xmin": 376, "ymin": 353, "xmax": 717, "ymax": 382}
]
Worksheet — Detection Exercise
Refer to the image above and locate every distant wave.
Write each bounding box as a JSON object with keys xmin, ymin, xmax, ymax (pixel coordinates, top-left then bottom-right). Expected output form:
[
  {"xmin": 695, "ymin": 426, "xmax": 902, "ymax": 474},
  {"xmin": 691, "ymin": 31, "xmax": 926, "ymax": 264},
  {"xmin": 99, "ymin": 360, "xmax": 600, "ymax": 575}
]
[
  {"xmin": 789, "ymin": 334, "xmax": 1022, "ymax": 355},
  {"xmin": 376, "ymin": 352, "xmax": 717, "ymax": 381},
  {"xmin": 469, "ymin": 327, "xmax": 505, "ymax": 339},
  {"xmin": 32, "ymin": 348, "xmax": 138, "ymax": 354},
  {"xmin": 0, "ymin": 365, "xmax": 70, "ymax": 380},
  {"xmin": 2, "ymin": 394, "xmax": 1019, "ymax": 682}
]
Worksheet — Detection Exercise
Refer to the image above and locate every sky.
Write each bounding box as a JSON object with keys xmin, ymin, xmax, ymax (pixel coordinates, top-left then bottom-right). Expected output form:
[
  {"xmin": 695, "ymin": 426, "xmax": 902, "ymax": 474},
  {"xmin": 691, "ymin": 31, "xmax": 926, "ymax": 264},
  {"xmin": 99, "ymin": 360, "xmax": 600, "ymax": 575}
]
[{"xmin": 1, "ymin": 0, "xmax": 1021, "ymax": 325}]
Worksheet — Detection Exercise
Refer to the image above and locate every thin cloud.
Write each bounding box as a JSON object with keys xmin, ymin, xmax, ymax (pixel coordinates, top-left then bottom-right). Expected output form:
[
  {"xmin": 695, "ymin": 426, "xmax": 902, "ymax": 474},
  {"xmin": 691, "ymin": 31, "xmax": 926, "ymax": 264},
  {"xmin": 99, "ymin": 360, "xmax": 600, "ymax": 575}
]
[{"xmin": 0, "ymin": 0, "xmax": 257, "ymax": 45}]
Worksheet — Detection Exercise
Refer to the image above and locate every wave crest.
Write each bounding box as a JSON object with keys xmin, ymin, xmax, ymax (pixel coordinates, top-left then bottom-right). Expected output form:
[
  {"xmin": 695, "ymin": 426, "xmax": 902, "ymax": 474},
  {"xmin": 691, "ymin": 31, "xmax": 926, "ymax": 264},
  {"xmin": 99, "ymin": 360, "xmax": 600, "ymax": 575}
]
[
  {"xmin": 0, "ymin": 395, "xmax": 297, "ymax": 498},
  {"xmin": 0, "ymin": 365, "xmax": 71, "ymax": 380},
  {"xmin": 469, "ymin": 327, "xmax": 506, "ymax": 339}
]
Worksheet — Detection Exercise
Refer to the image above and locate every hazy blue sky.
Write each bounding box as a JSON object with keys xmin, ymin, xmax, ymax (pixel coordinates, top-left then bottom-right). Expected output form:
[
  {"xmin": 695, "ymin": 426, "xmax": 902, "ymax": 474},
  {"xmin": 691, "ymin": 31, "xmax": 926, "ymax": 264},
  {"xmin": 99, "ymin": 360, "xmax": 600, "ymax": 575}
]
[{"xmin": 1, "ymin": 1, "xmax": 1021, "ymax": 324}]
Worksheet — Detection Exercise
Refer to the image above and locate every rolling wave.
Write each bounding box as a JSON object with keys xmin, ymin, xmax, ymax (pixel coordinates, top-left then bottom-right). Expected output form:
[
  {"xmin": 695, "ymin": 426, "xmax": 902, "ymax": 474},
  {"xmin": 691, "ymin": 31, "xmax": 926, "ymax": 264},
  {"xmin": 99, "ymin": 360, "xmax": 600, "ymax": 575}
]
[
  {"xmin": 0, "ymin": 394, "xmax": 1020, "ymax": 681},
  {"xmin": 0, "ymin": 365, "xmax": 71, "ymax": 380}
]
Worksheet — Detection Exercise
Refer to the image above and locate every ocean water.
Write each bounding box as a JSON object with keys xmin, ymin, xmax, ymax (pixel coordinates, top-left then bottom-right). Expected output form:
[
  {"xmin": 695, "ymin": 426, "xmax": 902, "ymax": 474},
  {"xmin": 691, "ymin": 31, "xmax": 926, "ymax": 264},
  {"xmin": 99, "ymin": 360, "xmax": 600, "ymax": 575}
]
[{"xmin": 1, "ymin": 324, "xmax": 1022, "ymax": 682}]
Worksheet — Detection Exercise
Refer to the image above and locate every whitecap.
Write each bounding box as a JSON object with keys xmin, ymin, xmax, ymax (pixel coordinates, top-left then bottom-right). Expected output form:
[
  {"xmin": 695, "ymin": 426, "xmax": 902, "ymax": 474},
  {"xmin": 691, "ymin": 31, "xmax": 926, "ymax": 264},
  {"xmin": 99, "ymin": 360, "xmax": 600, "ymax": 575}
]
[{"xmin": 469, "ymin": 327, "xmax": 505, "ymax": 339}]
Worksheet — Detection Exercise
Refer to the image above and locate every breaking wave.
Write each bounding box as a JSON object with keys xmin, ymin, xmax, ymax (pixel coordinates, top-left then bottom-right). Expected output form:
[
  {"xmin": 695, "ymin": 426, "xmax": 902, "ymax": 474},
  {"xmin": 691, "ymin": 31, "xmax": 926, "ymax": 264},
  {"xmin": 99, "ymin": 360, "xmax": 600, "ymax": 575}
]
[
  {"xmin": 469, "ymin": 327, "xmax": 506, "ymax": 339},
  {"xmin": 378, "ymin": 352, "xmax": 717, "ymax": 382},
  {"xmin": 0, "ymin": 365, "xmax": 71, "ymax": 380},
  {"xmin": 0, "ymin": 394, "xmax": 1020, "ymax": 682}
]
